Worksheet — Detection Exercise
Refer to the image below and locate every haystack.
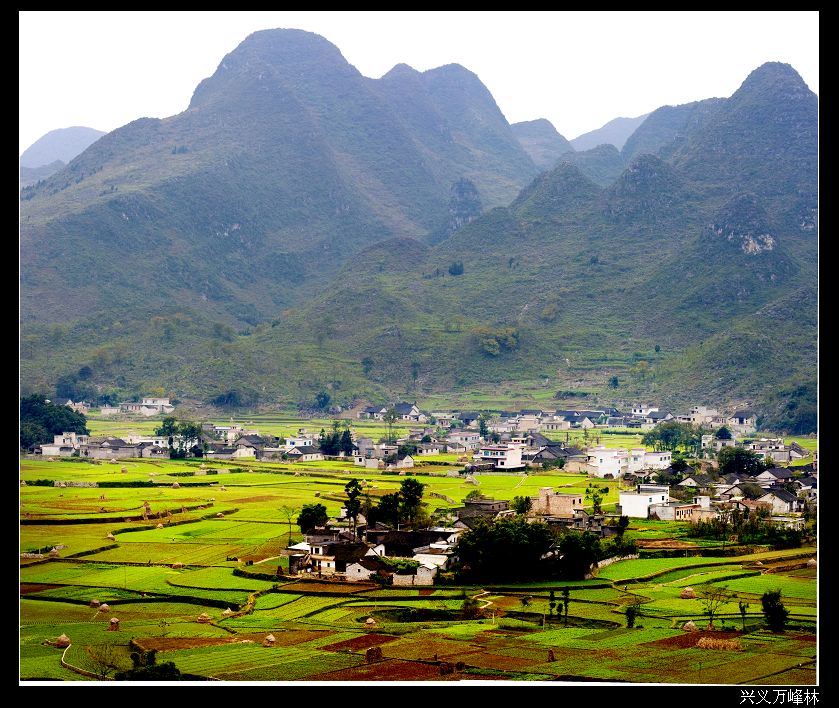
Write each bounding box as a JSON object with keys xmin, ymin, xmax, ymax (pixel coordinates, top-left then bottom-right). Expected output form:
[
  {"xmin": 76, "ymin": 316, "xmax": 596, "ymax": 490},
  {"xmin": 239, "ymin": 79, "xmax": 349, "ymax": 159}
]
[
  {"xmin": 216, "ymin": 512, "xmax": 224, "ymax": 518},
  {"xmin": 171, "ymin": 562, "xmax": 184, "ymax": 569},
  {"xmin": 682, "ymin": 620, "xmax": 698, "ymax": 632},
  {"xmin": 365, "ymin": 617, "xmax": 377, "ymax": 627},
  {"xmin": 108, "ymin": 618, "xmax": 120, "ymax": 631},
  {"xmin": 196, "ymin": 613, "xmax": 211, "ymax": 623},
  {"xmin": 121, "ymin": 466, "xmax": 128, "ymax": 473},
  {"xmin": 55, "ymin": 634, "xmax": 71, "ymax": 648},
  {"xmin": 314, "ymin": 491, "xmax": 320, "ymax": 497},
  {"xmin": 807, "ymin": 558, "xmax": 817, "ymax": 568},
  {"xmin": 171, "ymin": 482, "xmax": 180, "ymax": 489},
  {"xmin": 219, "ymin": 486, "xmax": 226, "ymax": 492},
  {"xmin": 48, "ymin": 549, "xmax": 60, "ymax": 558},
  {"xmin": 680, "ymin": 587, "xmax": 697, "ymax": 599},
  {"xmin": 99, "ymin": 603, "xmax": 111, "ymax": 613},
  {"xmin": 263, "ymin": 634, "xmax": 276, "ymax": 646},
  {"xmin": 754, "ymin": 560, "xmax": 763, "ymax": 566},
  {"xmin": 19, "ymin": 480, "xmax": 26, "ymax": 487},
  {"xmin": 199, "ymin": 463, "xmax": 207, "ymax": 470},
  {"xmin": 110, "ymin": 458, "xmax": 118, "ymax": 464},
  {"xmin": 106, "ymin": 533, "xmax": 116, "ymax": 541},
  {"xmin": 156, "ymin": 523, "xmax": 164, "ymax": 529},
  {"xmin": 222, "ymin": 608, "xmax": 233, "ymax": 617},
  {"xmin": 89, "ymin": 599, "xmax": 101, "ymax": 608}
]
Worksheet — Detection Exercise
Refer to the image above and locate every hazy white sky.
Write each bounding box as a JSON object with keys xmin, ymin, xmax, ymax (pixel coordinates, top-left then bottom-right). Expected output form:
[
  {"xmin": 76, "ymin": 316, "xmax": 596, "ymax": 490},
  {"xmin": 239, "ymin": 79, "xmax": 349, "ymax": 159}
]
[{"xmin": 19, "ymin": 11, "xmax": 819, "ymax": 156}]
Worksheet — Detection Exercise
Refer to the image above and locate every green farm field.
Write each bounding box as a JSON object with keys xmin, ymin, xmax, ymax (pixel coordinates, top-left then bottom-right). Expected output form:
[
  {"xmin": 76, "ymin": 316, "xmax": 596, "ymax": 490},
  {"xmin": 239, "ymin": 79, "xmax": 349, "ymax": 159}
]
[{"xmin": 20, "ymin": 456, "xmax": 817, "ymax": 684}]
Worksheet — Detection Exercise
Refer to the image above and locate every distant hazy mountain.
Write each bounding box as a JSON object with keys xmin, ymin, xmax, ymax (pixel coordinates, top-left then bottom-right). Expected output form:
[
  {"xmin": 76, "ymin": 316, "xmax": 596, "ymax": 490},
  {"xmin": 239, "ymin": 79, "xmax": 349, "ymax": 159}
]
[
  {"xmin": 20, "ymin": 126, "xmax": 105, "ymax": 168},
  {"xmin": 511, "ymin": 119, "xmax": 574, "ymax": 171},
  {"xmin": 621, "ymin": 99, "xmax": 725, "ymax": 162},
  {"xmin": 555, "ymin": 143, "xmax": 626, "ymax": 187},
  {"xmin": 570, "ymin": 114, "xmax": 649, "ymax": 152},
  {"xmin": 20, "ymin": 160, "xmax": 65, "ymax": 187},
  {"xmin": 19, "ymin": 40, "xmax": 817, "ymax": 433}
]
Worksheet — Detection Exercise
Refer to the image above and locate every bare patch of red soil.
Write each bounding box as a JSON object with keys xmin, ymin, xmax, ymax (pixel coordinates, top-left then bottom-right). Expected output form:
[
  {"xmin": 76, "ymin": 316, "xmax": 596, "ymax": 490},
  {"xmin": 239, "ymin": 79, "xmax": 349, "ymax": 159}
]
[
  {"xmin": 320, "ymin": 634, "xmax": 398, "ymax": 652},
  {"xmin": 20, "ymin": 583, "xmax": 61, "ymax": 595},
  {"xmin": 310, "ymin": 659, "xmax": 450, "ymax": 681}
]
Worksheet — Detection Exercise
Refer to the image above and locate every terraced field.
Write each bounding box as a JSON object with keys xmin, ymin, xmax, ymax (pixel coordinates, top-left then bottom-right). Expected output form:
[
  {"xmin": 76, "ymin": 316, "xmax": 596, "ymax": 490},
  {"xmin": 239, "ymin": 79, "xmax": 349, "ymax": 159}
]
[{"xmin": 19, "ymin": 456, "xmax": 817, "ymax": 684}]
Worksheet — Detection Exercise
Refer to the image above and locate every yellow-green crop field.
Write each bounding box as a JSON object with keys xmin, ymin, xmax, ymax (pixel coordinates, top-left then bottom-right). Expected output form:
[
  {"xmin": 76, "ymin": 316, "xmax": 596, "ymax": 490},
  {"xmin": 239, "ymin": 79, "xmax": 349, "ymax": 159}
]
[{"xmin": 20, "ymin": 456, "xmax": 817, "ymax": 684}]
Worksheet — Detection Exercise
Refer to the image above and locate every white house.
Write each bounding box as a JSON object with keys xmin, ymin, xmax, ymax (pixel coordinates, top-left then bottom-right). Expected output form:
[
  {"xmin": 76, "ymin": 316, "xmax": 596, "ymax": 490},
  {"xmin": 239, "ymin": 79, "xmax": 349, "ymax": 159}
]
[
  {"xmin": 475, "ymin": 443, "xmax": 525, "ymax": 470},
  {"xmin": 285, "ymin": 446, "xmax": 324, "ymax": 463},
  {"xmin": 39, "ymin": 432, "xmax": 89, "ymax": 456},
  {"xmin": 618, "ymin": 484, "xmax": 670, "ymax": 518},
  {"xmin": 447, "ymin": 430, "xmax": 482, "ymax": 450},
  {"xmin": 642, "ymin": 451, "xmax": 673, "ymax": 469}
]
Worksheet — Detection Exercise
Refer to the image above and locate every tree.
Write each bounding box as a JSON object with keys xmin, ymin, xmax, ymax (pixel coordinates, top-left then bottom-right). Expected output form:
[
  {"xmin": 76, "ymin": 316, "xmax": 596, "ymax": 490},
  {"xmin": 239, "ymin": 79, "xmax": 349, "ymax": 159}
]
[
  {"xmin": 585, "ymin": 487, "xmax": 603, "ymax": 515},
  {"xmin": 561, "ymin": 588, "xmax": 570, "ymax": 626},
  {"xmin": 715, "ymin": 426, "xmax": 733, "ymax": 440},
  {"xmin": 448, "ymin": 261, "xmax": 464, "ymax": 276},
  {"xmin": 464, "ymin": 489, "xmax": 483, "ymax": 502},
  {"xmin": 374, "ymin": 493, "xmax": 401, "ymax": 527},
  {"xmin": 519, "ymin": 595, "xmax": 531, "ymax": 610},
  {"xmin": 642, "ymin": 421, "xmax": 699, "ymax": 452},
  {"xmin": 88, "ymin": 641, "xmax": 125, "ymax": 680},
  {"xmin": 155, "ymin": 416, "xmax": 178, "ymax": 439},
  {"xmin": 280, "ymin": 505, "xmax": 300, "ymax": 547},
  {"xmin": 454, "ymin": 517, "xmax": 556, "ymax": 583},
  {"xmin": 608, "ymin": 376, "xmax": 619, "ymax": 389},
  {"xmin": 548, "ymin": 590, "xmax": 557, "ymax": 617},
  {"xmin": 314, "ymin": 391, "xmax": 331, "ymax": 410},
  {"xmin": 461, "ymin": 592, "xmax": 480, "ymax": 620},
  {"xmin": 557, "ymin": 531, "xmax": 601, "ymax": 579},
  {"xmin": 340, "ymin": 429, "xmax": 354, "ymax": 456},
  {"xmin": 699, "ymin": 584, "xmax": 731, "ymax": 628},
  {"xmin": 297, "ymin": 503, "xmax": 328, "ymax": 534},
  {"xmin": 20, "ymin": 395, "xmax": 89, "ymax": 450},
  {"xmin": 399, "ymin": 478, "xmax": 425, "ymax": 525},
  {"xmin": 738, "ymin": 599, "xmax": 750, "ymax": 632},
  {"xmin": 382, "ymin": 408, "xmax": 399, "ymax": 444},
  {"xmin": 717, "ymin": 447, "xmax": 767, "ymax": 476},
  {"xmin": 344, "ymin": 479, "xmax": 362, "ymax": 538},
  {"xmin": 361, "ymin": 357, "xmax": 374, "ymax": 377},
  {"xmin": 625, "ymin": 603, "xmax": 641, "ymax": 628},
  {"xmin": 615, "ymin": 515, "xmax": 630, "ymax": 539},
  {"xmin": 511, "ymin": 495, "xmax": 532, "ymax": 515},
  {"xmin": 761, "ymin": 590, "xmax": 789, "ymax": 632},
  {"xmin": 478, "ymin": 414, "xmax": 490, "ymax": 438}
]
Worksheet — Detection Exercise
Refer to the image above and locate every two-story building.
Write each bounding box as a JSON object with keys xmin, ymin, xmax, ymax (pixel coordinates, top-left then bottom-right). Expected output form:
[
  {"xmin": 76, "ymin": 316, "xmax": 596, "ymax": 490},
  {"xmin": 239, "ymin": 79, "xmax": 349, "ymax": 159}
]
[{"xmin": 618, "ymin": 484, "xmax": 670, "ymax": 518}]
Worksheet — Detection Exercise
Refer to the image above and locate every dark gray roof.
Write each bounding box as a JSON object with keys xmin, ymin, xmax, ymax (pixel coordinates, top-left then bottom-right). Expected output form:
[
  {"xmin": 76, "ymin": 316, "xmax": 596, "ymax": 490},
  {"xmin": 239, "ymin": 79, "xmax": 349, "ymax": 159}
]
[
  {"xmin": 764, "ymin": 468, "xmax": 794, "ymax": 479},
  {"xmin": 289, "ymin": 446, "xmax": 320, "ymax": 455},
  {"xmin": 762, "ymin": 488, "xmax": 798, "ymax": 503},
  {"xmin": 394, "ymin": 402, "xmax": 417, "ymax": 415},
  {"xmin": 731, "ymin": 410, "xmax": 756, "ymax": 419},
  {"xmin": 647, "ymin": 410, "xmax": 671, "ymax": 420}
]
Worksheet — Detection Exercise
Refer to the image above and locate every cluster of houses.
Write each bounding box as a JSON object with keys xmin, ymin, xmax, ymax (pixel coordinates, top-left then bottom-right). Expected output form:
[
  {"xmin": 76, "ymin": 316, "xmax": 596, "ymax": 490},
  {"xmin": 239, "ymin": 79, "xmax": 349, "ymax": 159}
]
[{"xmin": 51, "ymin": 397, "xmax": 176, "ymax": 418}]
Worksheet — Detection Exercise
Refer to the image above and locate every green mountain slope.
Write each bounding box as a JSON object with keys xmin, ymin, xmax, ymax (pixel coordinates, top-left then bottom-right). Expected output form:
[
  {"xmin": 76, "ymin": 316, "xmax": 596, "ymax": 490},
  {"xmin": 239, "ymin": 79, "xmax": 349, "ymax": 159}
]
[
  {"xmin": 511, "ymin": 119, "xmax": 574, "ymax": 171},
  {"xmin": 19, "ymin": 45, "xmax": 817, "ymax": 431}
]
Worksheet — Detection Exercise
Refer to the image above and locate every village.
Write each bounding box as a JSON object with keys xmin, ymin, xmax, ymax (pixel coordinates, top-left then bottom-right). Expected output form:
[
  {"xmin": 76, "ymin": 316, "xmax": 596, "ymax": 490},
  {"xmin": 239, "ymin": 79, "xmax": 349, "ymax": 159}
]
[{"xmin": 30, "ymin": 398, "xmax": 816, "ymax": 588}]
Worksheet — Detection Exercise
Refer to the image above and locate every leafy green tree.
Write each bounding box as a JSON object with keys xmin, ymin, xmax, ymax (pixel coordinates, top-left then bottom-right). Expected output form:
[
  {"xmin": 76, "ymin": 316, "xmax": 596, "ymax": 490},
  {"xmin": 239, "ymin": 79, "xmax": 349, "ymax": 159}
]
[
  {"xmin": 562, "ymin": 587, "xmax": 570, "ymax": 626},
  {"xmin": 519, "ymin": 595, "xmax": 531, "ymax": 610},
  {"xmin": 738, "ymin": 599, "xmax": 750, "ymax": 632},
  {"xmin": 297, "ymin": 503, "xmax": 328, "ymax": 534},
  {"xmin": 642, "ymin": 421, "xmax": 700, "ymax": 452},
  {"xmin": 344, "ymin": 479, "xmax": 362, "ymax": 538},
  {"xmin": 557, "ymin": 531, "xmax": 601, "ymax": 579},
  {"xmin": 715, "ymin": 426, "xmax": 733, "ymax": 440},
  {"xmin": 314, "ymin": 391, "xmax": 331, "ymax": 410},
  {"xmin": 374, "ymin": 493, "xmax": 401, "ymax": 527},
  {"xmin": 464, "ymin": 489, "xmax": 483, "ymax": 502},
  {"xmin": 478, "ymin": 414, "xmax": 490, "ymax": 438},
  {"xmin": 717, "ymin": 446, "xmax": 768, "ymax": 476},
  {"xmin": 761, "ymin": 590, "xmax": 789, "ymax": 632},
  {"xmin": 608, "ymin": 376, "xmax": 619, "ymax": 389},
  {"xmin": 625, "ymin": 603, "xmax": 641, "ymax": 628},
  {"xmin": 382, "ymin": 408, "xmax": 399, "ymax": 443},
  {"xmin": 548, "ymin": 590, "xmax": 557, "ymax": 617},
  {"xmin": 399, "ymin": 478, "xmax": 426, "ymax": 525},
  {"xmin": 615, "ymin": 515, "xmax": 630, "ymax": 539},
  {"xmin": 454, "ymin": 517, "xmax": 555, "ymax": 582},
  {"xmin": 361, "ymin": 357, "xmax": 374, "ymax": 377},
  {"xmin": 461, "ymin": 592, "xmax": 480, "ymax": 620},
  {"xmin": 585, "ymin": 488, "xmax": 603, "ymax": 515},
  {"xmin": 20, "ymin": 395, "xmax": 89, "ymax": 450},
  {"xmin": 280, "ymin": 505, "xmax": 299, "ymax": 546},
  {"xmin": 340, "ymin": 429, "xmax": 354, "ymax": 456},
  {"xmin": 511, "ymin": 495, "xmax": 533, "ymax": 515}
]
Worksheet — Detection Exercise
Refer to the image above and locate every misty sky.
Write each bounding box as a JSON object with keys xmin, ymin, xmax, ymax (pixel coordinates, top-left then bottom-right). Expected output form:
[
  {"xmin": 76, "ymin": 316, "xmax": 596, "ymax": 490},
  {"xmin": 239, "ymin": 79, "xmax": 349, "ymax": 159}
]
[{"xmin": 19, "ymin": 11, "xmax": 819, "ymax": 156}]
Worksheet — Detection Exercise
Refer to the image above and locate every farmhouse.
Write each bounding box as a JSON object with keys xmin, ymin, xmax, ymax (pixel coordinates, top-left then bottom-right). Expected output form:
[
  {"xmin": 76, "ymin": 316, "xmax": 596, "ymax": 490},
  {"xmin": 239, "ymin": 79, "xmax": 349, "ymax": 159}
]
[
  {"xmin": 618, "ymin": 484, "xmax": 670, "ymax": 518},
  {"xmin": 531, "ymin": 488, "xmax": 585, "ymax": 517}
]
